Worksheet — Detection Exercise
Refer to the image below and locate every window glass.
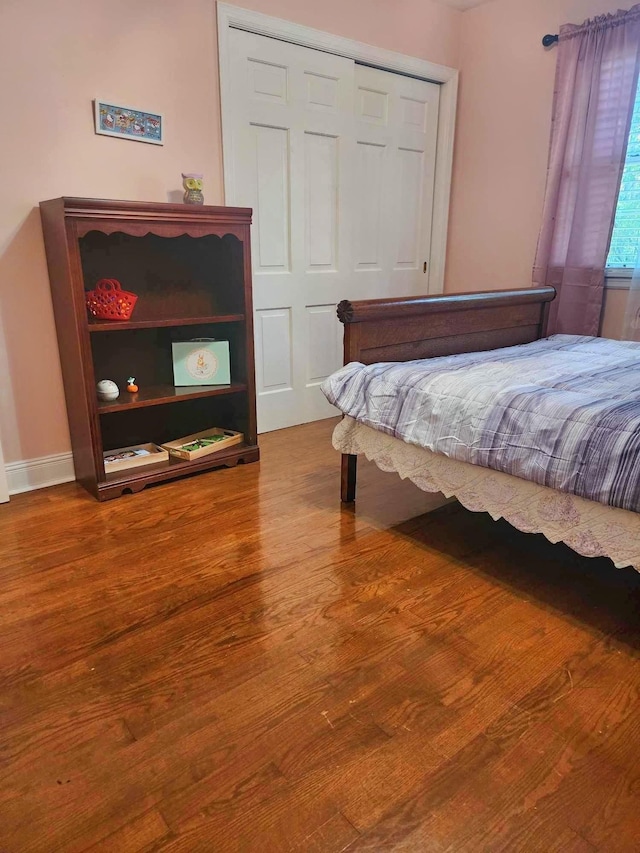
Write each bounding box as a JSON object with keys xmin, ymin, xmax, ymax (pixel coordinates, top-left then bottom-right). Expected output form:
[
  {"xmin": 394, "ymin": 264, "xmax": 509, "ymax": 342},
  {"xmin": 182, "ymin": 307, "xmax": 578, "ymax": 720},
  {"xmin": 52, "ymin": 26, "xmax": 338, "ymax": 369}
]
[{"xmin": 607, "ymin": 79, "xmax": 640, "ymax": 268}]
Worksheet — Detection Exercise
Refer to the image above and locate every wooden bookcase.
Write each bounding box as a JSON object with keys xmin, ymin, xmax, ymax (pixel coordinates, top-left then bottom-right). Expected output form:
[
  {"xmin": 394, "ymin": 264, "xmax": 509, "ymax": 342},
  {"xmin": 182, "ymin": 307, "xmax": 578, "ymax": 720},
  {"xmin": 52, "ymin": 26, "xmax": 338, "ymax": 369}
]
[{"xmin": 39, "ymin": 198, "xmax": 259, "ymax": 501}]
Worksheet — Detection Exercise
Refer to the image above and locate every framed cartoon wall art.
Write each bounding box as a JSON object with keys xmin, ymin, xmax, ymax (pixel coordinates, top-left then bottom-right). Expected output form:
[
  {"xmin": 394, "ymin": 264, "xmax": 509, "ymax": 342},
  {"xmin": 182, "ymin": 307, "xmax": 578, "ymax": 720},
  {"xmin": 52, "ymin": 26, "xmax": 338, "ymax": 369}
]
[
  {"xmin": 94, "ymin": 100, "xmax": 163, "ymax": 145},
  {"xmin": 171, "ymin": 339, "xmax": 231, "ymax": 386}
]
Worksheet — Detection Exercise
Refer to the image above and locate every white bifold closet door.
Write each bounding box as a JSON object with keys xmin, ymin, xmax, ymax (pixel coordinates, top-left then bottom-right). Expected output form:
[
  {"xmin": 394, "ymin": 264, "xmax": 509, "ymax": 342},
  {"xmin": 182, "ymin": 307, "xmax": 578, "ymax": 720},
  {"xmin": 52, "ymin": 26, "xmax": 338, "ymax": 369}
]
[{"xmin": 227, "ymin": 29, "xmax": 440, "ymax": 432}]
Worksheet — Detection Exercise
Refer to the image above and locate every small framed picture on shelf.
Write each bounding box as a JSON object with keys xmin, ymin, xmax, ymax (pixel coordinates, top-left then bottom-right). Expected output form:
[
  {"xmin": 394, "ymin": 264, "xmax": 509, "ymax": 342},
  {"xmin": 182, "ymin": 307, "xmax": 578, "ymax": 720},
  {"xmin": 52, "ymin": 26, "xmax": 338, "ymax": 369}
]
[
  {"xmin": 172, "ymin": 339, "xmax": 231, "ymax": 386},
  {"xmin": 103, "ymin": 443, "xmax": 168, "ymax": 472},
  {"xmin": 94, "ymin": 100, "xmax": 163, "ymax": 145}
]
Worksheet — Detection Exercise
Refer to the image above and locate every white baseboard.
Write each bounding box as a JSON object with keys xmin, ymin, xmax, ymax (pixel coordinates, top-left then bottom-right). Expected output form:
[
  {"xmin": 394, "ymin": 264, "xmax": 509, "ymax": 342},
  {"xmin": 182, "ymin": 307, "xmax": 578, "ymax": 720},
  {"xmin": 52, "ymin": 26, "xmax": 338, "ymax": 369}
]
[{"xmin": 6, "ymin": 451, "xmax": 75, "ymax": 495}]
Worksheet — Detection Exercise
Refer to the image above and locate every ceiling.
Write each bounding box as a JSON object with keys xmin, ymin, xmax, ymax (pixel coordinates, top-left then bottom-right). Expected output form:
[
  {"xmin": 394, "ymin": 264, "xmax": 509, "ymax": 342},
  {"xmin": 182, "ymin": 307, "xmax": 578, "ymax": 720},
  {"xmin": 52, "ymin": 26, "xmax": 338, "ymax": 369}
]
[{"xmin": 431, "ymin": 0, "xmax": 495, "ymax": 10}]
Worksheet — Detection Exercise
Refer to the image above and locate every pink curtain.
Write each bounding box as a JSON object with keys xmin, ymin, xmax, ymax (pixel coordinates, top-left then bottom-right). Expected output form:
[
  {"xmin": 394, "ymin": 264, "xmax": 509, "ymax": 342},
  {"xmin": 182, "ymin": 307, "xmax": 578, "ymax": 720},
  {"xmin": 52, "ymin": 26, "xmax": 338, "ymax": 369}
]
[{"xmin": 533, "ymin": 5, "xmax": 640, "ymax": 335}]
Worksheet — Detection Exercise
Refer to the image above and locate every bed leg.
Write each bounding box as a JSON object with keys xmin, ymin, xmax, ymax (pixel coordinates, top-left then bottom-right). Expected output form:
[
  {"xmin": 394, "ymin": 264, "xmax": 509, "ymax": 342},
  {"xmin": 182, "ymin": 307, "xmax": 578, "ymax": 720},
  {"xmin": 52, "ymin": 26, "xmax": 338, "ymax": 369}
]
[{"xmin": 341, "ymin": 453, "xmax": 357, "ymax": 503}]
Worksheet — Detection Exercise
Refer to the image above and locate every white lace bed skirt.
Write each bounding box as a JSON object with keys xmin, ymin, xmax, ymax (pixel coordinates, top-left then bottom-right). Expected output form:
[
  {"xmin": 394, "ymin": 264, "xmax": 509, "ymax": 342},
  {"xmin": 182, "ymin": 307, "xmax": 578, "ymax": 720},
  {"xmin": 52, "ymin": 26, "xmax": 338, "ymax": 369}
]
[{"xmin": 333, "ymin": 417, "xmax": 640, "ymax": 572}]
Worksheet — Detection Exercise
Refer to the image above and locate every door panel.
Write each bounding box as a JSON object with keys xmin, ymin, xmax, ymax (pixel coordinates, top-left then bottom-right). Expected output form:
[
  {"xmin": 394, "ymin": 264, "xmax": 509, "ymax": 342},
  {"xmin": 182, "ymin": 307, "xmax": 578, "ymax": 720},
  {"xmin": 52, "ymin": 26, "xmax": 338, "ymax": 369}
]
[
  {"xmin": 226, "ymin": 30, "xmax": 440, "ymax": 432},
  {"xmin": 354, "ymin": 141, "xmax": 386, "ymax": 270},
  {"xmin": 396, "ymin": 147, "xmax": 424, "ymax": 265},
  {"xmin": 253, "ymin": 125, "xmax": 290, "ymax": 271},
  {"xmin": 255, "ymin": 307, "xmax": 293, "ymax": 394},
  {"xmin": 353, "ymin": 66, "xmax": 440, "ymax": 303},
  {"xmin": 305, "ymin": 132, "xmax": 338, "ymax": 270},
  {"xmin": 306, "ymin": 304, "xmax": 342, "ymax": 386}
]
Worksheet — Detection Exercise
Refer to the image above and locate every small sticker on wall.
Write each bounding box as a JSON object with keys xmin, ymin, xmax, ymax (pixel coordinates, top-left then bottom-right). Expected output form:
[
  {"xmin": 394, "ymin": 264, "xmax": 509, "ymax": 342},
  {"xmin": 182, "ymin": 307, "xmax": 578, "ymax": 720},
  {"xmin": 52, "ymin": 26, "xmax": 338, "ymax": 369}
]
[{"xmin": 94, "ymin": 100, "xmax": 163, "ymax": 145}]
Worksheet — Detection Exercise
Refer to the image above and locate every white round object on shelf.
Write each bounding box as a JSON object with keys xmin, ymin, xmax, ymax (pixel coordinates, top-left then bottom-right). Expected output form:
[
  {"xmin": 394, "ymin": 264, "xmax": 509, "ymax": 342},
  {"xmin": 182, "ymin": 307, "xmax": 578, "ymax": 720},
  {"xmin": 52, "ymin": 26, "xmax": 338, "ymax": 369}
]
[{"xmin": 96, "ymin": 380, "xmax": 120, "ymax": 401}]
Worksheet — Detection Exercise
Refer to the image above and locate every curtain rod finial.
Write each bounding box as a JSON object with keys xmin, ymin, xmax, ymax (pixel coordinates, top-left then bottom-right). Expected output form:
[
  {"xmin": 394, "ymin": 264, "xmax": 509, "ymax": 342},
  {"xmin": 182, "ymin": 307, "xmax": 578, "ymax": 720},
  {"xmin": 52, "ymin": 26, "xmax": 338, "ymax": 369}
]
[{"xmin": 542, "ymin": 33, "xmax": 559, "ymax": 47}]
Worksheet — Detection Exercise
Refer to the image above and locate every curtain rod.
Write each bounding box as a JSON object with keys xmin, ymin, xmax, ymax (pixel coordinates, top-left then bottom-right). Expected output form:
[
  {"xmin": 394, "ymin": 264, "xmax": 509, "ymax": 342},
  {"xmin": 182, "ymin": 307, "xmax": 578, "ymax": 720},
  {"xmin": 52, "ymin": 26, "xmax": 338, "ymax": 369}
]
[{"xmin": 542, "ymin": 33, "xmax": 559, "ymax": 46}]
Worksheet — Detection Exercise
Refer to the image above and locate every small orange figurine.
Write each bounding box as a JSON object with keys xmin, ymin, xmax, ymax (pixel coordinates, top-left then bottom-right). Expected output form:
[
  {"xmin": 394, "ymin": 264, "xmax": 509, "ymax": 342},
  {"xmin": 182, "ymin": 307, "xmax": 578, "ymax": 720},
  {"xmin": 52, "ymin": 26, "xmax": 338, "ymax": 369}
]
[{"xmin": 126, "ymin": 376, "xmax": 138, "ymax": 393}]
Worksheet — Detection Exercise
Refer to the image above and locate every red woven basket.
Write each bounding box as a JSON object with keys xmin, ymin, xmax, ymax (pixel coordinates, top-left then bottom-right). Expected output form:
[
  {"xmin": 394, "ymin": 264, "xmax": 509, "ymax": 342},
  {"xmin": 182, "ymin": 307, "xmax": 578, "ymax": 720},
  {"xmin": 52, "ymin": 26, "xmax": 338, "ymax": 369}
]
[{"xmin": 86, "ymin": 279, "xmax": 138, "ymax": 321}]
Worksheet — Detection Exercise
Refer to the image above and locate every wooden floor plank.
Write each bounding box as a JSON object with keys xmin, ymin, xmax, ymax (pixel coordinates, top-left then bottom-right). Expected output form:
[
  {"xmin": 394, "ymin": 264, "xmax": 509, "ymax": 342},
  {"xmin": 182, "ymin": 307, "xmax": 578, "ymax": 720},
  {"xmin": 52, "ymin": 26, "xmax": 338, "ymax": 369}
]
[{"xmin": 83, "ymin": 809, "xmax": 171, "ymax": 853}]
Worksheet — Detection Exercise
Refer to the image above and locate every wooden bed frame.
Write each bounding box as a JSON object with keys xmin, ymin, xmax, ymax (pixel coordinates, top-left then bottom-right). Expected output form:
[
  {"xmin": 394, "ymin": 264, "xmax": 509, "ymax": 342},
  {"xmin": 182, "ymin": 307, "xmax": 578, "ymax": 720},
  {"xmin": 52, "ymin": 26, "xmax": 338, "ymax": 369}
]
[{"xmin": 336, "ymin": 286, "xmax": 556, "ymax": 502}]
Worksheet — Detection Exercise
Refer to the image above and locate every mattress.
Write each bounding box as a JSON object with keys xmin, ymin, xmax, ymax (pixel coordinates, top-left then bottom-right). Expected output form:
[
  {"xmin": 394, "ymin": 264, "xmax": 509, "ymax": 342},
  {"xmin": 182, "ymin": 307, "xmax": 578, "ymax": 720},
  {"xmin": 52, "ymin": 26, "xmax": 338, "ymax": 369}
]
[{"xmin": 322, "ymin": 335, "xmax": 640, "ymax": 513}]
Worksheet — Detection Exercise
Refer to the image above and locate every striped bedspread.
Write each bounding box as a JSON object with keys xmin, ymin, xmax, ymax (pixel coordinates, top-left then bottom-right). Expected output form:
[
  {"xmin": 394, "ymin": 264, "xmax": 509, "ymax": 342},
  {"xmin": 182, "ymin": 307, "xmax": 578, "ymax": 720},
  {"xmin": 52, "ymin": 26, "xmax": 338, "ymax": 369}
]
[{"xmin": 321, "ymin": 335, "xmax": 640, "ymax": 512}]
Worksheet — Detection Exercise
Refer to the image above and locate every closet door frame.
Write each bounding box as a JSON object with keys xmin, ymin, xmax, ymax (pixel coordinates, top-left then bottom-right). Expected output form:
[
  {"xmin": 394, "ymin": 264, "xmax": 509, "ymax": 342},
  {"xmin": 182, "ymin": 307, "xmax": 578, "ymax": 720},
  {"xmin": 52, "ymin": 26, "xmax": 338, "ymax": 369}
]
[
  {"xmin": 0, "ymin": 432, "xmax": 8, "ymax": 503},
  {"xmin": 217, "ymin": 2, "xmax": 458, "ymax": 296}
]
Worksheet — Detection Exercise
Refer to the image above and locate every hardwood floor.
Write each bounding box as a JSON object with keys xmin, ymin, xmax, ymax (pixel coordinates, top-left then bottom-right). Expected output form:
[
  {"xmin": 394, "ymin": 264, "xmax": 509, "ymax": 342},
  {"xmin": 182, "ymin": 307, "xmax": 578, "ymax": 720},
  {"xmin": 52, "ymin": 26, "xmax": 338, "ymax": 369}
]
[{"xmin": 1, "ymin": 417, "xmax": 640, "ymax": 852}]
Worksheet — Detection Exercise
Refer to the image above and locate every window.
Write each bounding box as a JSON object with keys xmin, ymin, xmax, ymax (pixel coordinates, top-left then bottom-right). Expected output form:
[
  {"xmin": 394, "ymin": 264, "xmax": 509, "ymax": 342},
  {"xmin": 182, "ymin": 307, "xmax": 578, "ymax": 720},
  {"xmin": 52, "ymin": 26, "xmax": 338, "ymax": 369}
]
[{"xmin": 607, "ymin": 79, "xmax": 640, "ymax": 270}]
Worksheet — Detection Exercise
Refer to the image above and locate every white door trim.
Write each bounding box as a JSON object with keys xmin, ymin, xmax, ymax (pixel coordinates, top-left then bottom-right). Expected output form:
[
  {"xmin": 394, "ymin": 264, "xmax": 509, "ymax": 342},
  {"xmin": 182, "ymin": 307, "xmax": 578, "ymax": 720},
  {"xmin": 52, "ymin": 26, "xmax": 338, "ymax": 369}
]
[
  {"xmin": 0, "ymin": 433, "xmax": 9, "ymax": 503},
  {"xmin": 217, "ymin": 2, "xmax": 458, "ymax": 295}
]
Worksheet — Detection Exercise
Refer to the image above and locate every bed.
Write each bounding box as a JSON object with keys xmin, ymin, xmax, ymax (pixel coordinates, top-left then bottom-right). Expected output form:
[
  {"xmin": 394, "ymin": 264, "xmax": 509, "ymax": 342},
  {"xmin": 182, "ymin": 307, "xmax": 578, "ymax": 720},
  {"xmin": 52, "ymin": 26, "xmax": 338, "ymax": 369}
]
[{"xmin": 322, "ymin": 286, "xmax": 640, "ymax": 571}]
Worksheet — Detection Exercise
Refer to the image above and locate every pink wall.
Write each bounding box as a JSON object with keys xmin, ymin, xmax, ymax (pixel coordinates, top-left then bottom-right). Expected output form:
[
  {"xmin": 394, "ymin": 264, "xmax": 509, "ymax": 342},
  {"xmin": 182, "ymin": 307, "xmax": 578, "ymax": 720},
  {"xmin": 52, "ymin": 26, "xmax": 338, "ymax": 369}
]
[
  {"xmin": 445, "ymin": 0, "xmax": 632, "ymax": 343},
  {"xmin": 0, "ymin": 0, "xmax": 460, "ymax": 466}
]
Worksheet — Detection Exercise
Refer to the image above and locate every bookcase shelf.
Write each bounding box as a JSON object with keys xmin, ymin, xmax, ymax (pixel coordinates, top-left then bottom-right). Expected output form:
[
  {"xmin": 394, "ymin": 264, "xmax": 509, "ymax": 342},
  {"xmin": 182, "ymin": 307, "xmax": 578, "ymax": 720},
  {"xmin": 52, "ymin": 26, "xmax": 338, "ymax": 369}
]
[
  {"xmin": 39, "ymin": 197, "xmax": 259, "ymax": 501},
  {"xmin": 96, "ymin": 383, "xmax": 247, "ymax": 413},
  {"xmin": 88, "ymin": 314, "xmax": 245, "ymax": 332}
]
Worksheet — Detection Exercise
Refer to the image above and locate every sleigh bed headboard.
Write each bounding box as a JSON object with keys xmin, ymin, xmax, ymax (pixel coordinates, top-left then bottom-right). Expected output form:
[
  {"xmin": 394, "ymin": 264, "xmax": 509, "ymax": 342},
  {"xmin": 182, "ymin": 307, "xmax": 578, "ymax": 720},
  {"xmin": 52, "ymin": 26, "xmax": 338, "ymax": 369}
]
[{"xmin": 336, "ymin": 286, "xmax": 556, "ymax": 366}]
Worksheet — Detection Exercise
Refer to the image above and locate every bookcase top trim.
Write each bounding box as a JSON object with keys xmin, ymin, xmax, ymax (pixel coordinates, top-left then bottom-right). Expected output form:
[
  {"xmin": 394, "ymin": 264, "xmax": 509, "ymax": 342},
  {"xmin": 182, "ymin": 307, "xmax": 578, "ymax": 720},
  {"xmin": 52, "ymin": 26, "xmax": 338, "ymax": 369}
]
[{"xmin": 40, "ymin": 197, "xmax": 253, "ymax": 224}]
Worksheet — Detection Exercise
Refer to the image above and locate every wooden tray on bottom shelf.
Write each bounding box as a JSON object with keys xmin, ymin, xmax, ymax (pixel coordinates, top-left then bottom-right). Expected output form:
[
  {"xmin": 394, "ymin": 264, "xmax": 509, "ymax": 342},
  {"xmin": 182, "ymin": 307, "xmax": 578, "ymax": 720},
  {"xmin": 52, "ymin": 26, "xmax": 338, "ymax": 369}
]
[
  {"xmin": 161, "ymin": 428, "xmax": 243, "ymax": 461},
  {"xmin": 103, "ymin": 443, "xmax": 169, "ymax": 472}
]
